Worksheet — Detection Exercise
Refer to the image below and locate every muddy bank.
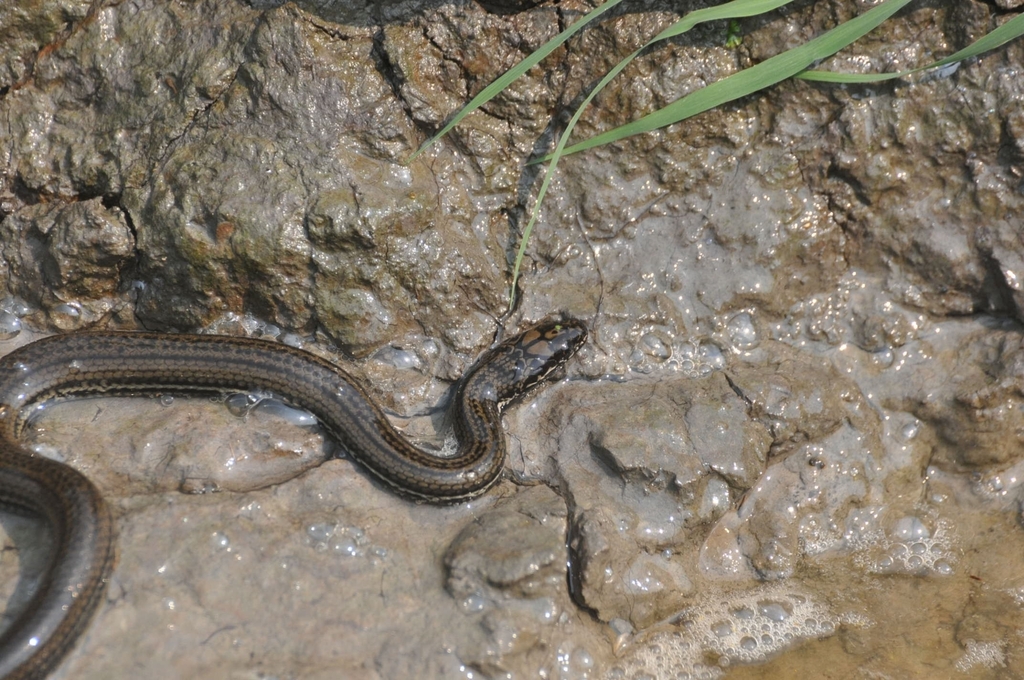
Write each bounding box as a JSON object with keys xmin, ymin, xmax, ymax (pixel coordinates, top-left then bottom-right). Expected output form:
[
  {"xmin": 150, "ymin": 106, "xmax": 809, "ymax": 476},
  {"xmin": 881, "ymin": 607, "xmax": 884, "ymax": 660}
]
[{"xmin": 1, "ymin": 0, "xmax": 1023, "ymax": 677}]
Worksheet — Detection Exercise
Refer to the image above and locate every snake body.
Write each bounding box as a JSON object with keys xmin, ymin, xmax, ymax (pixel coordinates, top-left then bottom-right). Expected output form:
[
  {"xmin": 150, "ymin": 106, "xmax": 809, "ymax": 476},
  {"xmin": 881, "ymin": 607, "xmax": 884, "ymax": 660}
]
[{"xmin": 0, "ymin": 318, "xmax": 586, "ymax": 679}]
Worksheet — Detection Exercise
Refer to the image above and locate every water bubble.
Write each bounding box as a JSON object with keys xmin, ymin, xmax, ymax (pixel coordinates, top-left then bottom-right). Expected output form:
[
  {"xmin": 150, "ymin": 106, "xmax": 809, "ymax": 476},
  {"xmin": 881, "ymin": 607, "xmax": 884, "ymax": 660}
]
[
  {"xmin": 900, "ymin": 422, "xmax": 919, "ymax": 440},
  {"xmin": 711, "ymin": 621, "xmax": 733, "ymax": 637},
  {"xmin": 571, "ymin": 648, "xmax": 594, "ymax": 670},
  {"xmin": 375, "ymin": 346, "xmax": 422, "ymax": 370},
  {"xmin": 757, "ymin": 601, "xmax": 789, "ymax": 621},
  {"xmin": 640, "ymin": 333, "xmax": 671, "ymax": 360},
  {"xmin": 324, "ymin": 526, "xmax": 367, "ymax": 558},
  {"xmin": 306, "ymin": 522, "xmax": 334, "ymax": 542},
  {"xmin": 52, "ymin": 302, "xmax": 81, "ymax": 318},
  {"xmin": 0, "ymin": 311, "xmax": 22, "ymax": 340},
  {"xmin": 870, "ymin": 347, "xmax": 895, "ymax": 368},
  {"xmin": 699, "ymin": 343, "xmax": 726, "ymax": 372},
  {"xmin": 280, "ymin": 333, "xmax": 305, "ymax": 348},
  {"xmin": 332, "ymin": 536, "xmax": 363, "ymax": 557},
  {"xmin": 892, "ymin": 516, "xmax": 930, "ymax": 541},
  {"xmin": 4, "ymin": 299, "xmax": 31, "ymax": 317},
  {"xmin": 727, "ymin": 312, "xmax": 759, "ymax": 350},
  {"xmin": 240, "ymin": 314, "xmax": 261, "ymax": 336},
  {"xmin": 254, "ymin": 399, "xmax": 318, "ymax": 427},
  {"xmin": 461, "ymin": 594, "xmax": 488, "ymax": 612},
  {"xmin": 225, "ymin": 393, "xmax": 259, "ymax": 416}
]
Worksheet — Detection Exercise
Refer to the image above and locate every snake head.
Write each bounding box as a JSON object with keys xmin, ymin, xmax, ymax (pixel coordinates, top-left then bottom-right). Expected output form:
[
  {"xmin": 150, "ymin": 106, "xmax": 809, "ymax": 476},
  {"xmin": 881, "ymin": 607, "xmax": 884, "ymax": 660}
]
[{"xmin": 486, "ymin": 317, "xmax": 588, "ymax": 405}]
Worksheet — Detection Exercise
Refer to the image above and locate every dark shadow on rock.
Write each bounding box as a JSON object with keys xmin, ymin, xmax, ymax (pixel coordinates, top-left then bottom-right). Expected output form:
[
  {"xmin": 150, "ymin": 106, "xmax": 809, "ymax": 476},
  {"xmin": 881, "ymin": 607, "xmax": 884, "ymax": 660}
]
[{"xmin": 246, "ymin": 0, "xmax": 547, "ymax": 25}]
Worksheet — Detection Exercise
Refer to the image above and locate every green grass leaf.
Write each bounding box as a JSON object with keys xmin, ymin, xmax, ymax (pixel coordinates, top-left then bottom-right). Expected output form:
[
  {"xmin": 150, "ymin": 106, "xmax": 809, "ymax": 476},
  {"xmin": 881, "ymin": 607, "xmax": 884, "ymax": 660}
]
[
  {"xmin": 548, "ymin": 0, "xmax": 914, "ymax": 158},
  {"xmin": 798, "ymin": 12, "xmax": 1024, "ymax": 82},
  {"xmin": 408, "ymin": 0, "xmax": 626, "ymax": 162}
]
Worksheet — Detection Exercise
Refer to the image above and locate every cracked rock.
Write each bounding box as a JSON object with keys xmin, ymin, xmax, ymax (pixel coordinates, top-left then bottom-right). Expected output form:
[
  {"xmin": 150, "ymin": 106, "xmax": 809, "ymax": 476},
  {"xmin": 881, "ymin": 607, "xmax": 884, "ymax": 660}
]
[
  {"xmin": 899, "ymin": 328, "xmax": 1024, "ymax": 468},
  {"xmin": 445, "ymin": 485, "xmax": 567, "ymax": 603},
  {"xmin": 1, "ymin": 197, "xmax": 134, "ymax": 328},
  {"xmin": 442, "ymin": 485, "xmax": 579, "ymax": 674},
  {"xmin": 538, "ymin": 375, "xmax": 769, "ymax": 627}
]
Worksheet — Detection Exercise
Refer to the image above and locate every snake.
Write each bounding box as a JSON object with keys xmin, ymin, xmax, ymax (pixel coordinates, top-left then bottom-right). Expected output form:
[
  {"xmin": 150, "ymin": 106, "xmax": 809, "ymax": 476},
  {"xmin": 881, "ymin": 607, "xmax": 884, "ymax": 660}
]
[{"xmin": 0, "ymin": 317, "xmax": 586, "ymax": 679}]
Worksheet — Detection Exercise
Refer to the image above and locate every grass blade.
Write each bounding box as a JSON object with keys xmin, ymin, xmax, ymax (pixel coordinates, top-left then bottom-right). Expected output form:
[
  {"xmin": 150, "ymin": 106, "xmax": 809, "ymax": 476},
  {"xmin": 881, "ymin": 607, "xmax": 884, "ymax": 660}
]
[
  {"xmin": 529, "ymin": 0, "xmax": 798, "ymax": 169},
  {"xmin": 655, "ymin": 0, "xmax": 796, "ymax": 42},
  {"xmin": 552, "ymin": 0, "xmax": 914, "ymax": 158},
  {"xmin": 798, "ymin": 12, "xmax": 1024, "ymax": 82},
  {"xmin": 409, "ymin": 0, "xmax": 626, "ymax": 161}
]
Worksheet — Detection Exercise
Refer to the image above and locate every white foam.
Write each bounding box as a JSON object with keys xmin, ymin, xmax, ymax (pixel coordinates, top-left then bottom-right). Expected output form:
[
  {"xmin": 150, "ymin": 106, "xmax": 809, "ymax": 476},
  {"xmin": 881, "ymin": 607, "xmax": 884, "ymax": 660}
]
[
  {"xmin": 954, "ymin": 639, "xmax": 1005, "ymax": 672},
  {"xmin": 849, "ymin": 515, "xmax": 957, "ymax": 576},
  {"xmin": 606, "ymin": 584, "xmax": 848, "ymax": 678}
]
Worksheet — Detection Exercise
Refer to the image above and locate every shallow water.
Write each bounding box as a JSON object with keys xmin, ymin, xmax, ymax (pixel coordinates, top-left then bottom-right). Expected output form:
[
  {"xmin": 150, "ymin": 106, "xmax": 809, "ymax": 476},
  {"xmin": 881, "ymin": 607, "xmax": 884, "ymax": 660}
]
[{"xmin": 3, "ymin": 288, "xmax": 1022, "ymax": 678}]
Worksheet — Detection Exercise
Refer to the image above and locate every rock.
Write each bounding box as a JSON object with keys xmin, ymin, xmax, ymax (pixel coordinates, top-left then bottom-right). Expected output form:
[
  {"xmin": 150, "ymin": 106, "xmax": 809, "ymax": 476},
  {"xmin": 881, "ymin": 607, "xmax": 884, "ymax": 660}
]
[
  {"xmin": 899, "ymin": 328, "xmax": 1024, "ymax": 467},
  {"xmin": 1, "ymin": 198, "xmax": 134, "ymax": 328},
  {"xmin": 445, "ymin": 485, "xmax": 567, "ymax": 603}
]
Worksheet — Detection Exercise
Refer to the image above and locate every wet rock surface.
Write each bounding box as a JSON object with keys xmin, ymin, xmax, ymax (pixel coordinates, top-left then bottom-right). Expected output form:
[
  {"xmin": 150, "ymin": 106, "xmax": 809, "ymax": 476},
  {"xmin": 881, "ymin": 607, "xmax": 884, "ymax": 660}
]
[
  {"xmin": 1, "ymin": 198, "xmax": 134, "ymax": 327},
  {"xmin": 2, "ymin": 0, "xmax": 1024, "ymax": 678}
]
